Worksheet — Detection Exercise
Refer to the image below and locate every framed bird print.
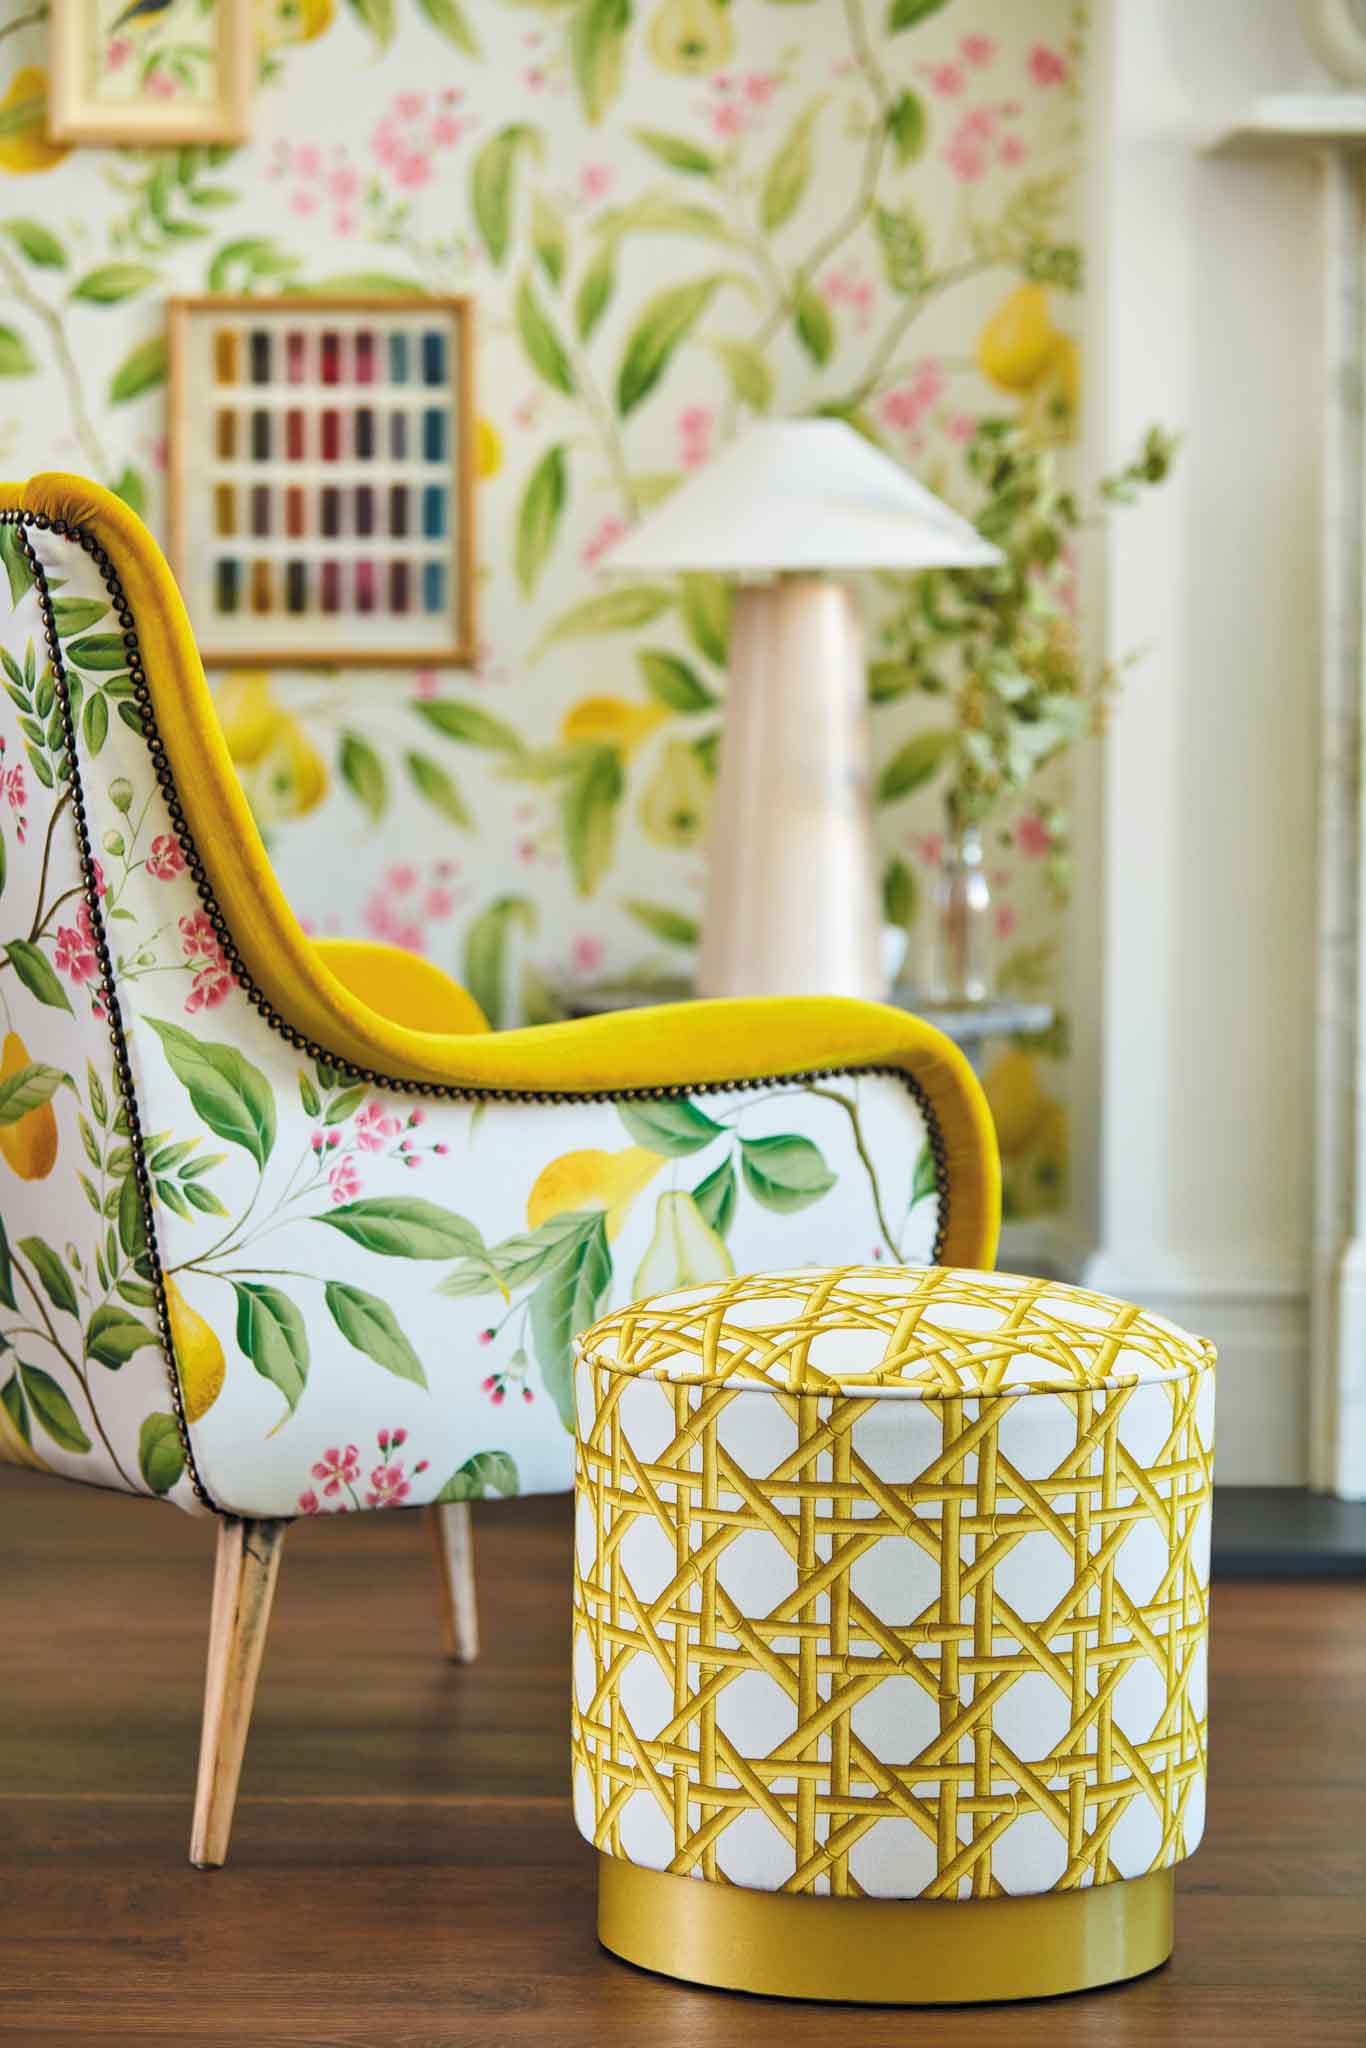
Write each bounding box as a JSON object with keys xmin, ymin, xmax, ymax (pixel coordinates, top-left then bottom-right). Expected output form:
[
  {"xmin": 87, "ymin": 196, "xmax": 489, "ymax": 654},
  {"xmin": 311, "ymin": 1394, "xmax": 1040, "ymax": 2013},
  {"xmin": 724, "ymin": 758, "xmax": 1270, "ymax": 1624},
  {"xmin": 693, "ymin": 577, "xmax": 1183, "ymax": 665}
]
[
  {"xmin": 166, "ymin": 294, "xmax": 477, "ymax": 667},
  {"xmin": 48, "ymin": 0, "xmax": 253, "ymax": 147}
]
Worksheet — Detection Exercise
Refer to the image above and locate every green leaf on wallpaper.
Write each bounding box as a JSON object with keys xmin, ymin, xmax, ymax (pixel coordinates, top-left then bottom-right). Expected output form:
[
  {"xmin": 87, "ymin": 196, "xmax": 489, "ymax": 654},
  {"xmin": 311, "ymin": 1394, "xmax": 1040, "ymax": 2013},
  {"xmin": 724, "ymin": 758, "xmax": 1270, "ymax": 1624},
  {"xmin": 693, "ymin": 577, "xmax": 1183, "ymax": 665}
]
[
  {"xmin": 5, "ymin": 940, "xmax": 74, "ymax": 1016},
  {"xmin": 138, "ymin": 1412, "xmax": 184, "ymax": 1495},
  {"xmin": 345, "ymin": 0, "xmax": 396, "ymax": 49},
  {"xmin": 0, "ymin": 525, "xmax": 34, "ymax": 606},
  {"xmin": 760, "ymin": 97, "xmax": 823, "ymax": 234},
  {"xmin": 886, "ymin": 0, "xmax": 949, "ymax": 31},
  {"xmin": 739, "ymin": 1133, "xmax": 837, "ymax": 1213},
  {"xmin": 0, "ymin": 326, "xmax": 36, "ymax": 377},
  {"xmin": 868, "ymin": 659, "xmax": 918, "ymax": 702},
  {"xmin": 528, "ymin": 1209, "xmax": 611, "ymax": 1428},
  {"xmin": 536, "ymin": 584, "xmax": 673, "ymax": 656},
  {"xmin": 631, "ymin": 128, "xmax": 718, "ymax": 177},
  {"xmin": 516, "ymin": 274, "xmax": 576, "ymax": 396},
  {"xmin": 325, "ymin": 1281, "xmax": 428, "ymax": 1387},
  {"xmin": 147, "ymin": 1020, "xmax": 276, "ymax": 1169},
  {"xmin": 691, "ymin": 1155, "xmax": 736, "ymax": 1238},
  {"xmin": 207, "ymin": 239, "xmax": 302, "ymax": 293},
  {"xmin": 70, "ymin": 264, "xmax": 160, "ymax": 305},
  {"xmin": 404, "ymin": 750, "xmax": 472, "ymax": 829},
  {"xmin": 882, "ymin": 854, "xmax": 918, "ymax": 935},
  {"xmin": 17, "ymin": 1237, "xmax": 78, "ymax": 1318},
  {"xmin": 19, "ymin": 1365, "xmax": 90, "ymax": 1455},
  {"xmin": 910, "ymin": 1140, "xmax": 938, "ymax": 1209},
  {"xmin": 886, "ymin": 89, "xmax": 927, "ymax": 166},
  {"xmin": 619, "ymin": 1096, "xmax": 724, "ymax": 1156},
  {"xmin": 339, "ymin": 730, "xmax": 388, "ymax": 821},
  {"xmin": 595, "ymin": 194, "xmax": 736, "ymax": 248},
  {"xmin": 85, "ymin": 1304, "xmax": 158, "ymax": 1370},
  {"xmin": 65, "ymin": 632, "xmax": 132, "ymax": 671},
  {"xmin": 709, "ymin": 339, "xmax": 772, "ymax": 414},
  {"xmin": 294, "ymin": 272, "xmax": 425, "ymax": 296},
  {"xmin": 414, "ymin": 0, "xmax": 480, "ymax": 55},
  {"xmin": 50, "ymin": 597, "xmax": 108, "ymax": 636},
  {"xmin": 320, "ymin": 1196, "xmax": 484, "ymax": 1260},
  {"xmin": 436, "ymin": 1448, "xmax": 519, "ymax": 1502},
  {"xmin": 575, "ymin": 241, "xmax": 616, "ymax": 342},
  {"xmin": 876, "ymin": 727, "xmax": 952, "ymax": 804},
  {"xmin": 516, "ymin": 443, "xmax": 568, "ymax": 596},
  {"xmin": 2, "ymin": 218, "xmax": 66, "ymax": 269},
  {"xmin": 636, "ymin": 649, "xmax": 716, "ymax": 712},
  {"xmin": 624, "ymin": 899, "xmax": 699, "ymax": 946},
  {"xmin": 531, "ymin": 192, "xmax": 568, "ymax": 288},
  {"xmin": 470, "ymin": 125, "xmax": 540, "ymax": 268},
  {"xmin": 112, "ymin": 467, "xmax": 147, "ymax": 518},
  {"xmin": 616, "ymin": 274, "xmax": 729, "ymax": 416},
  {"xmin": 413, "ymin": 697, "xmax": 526, "ymax": 758},
  {"xmin": 233, "ymin": 1281, "xmax": 310, "ymax": 1413},
  {"xmin": 522, "ymin": 960, "xmax": 566, "ymax": 1027},
  {"xmin": 562, "ymin": 744, "xmax": 623, "ymax": 897},
  {"xmin": 463, "ymin": 895, "xmax": 537, "ymax": 1031},
  {"xmin": 793, "ymin": 279, "xmax": 833, "ymax": 366},
  {"xmin": 678, "ymin": 572, "xmax": 730, "ymax": 666},
  {"xmin": 570, "ymin": 0, "xmax": 632, "ymax": 126},
  {"xmin": 874, "ymin": 203, "xmax": 927, "ymax": 294}
]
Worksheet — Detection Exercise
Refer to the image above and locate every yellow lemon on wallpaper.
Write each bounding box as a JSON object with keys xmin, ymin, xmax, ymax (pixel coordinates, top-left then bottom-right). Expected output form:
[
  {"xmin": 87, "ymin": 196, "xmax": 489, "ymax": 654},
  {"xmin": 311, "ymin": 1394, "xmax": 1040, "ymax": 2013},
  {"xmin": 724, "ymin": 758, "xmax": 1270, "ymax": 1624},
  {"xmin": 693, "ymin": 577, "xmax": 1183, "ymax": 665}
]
[
  {"xmin": 252, "ymin": 718, "xmax": 329, "ymax": 823},
  {"xmin": 976, "ymin": 283, "xmax": 1057, "ymax": 393},
  {"xmin": 1002, "ymin": 1099, "xmax": 1068, "ymax": 1220},
  {"xmin": 259, "ymin": 0, "xmax": 335, "ymax": 47},
  {"xmin": 527, "ymin": 1145, "xmax": 666, "ymax": 1241},
  {"xmin": 639, "ymin": 739, "xmax": 710, "ymax": 848},
  {"xmin": 164, "ymin": 1276, "xmax": 226, "ymax": 1425},
  {"xmin": 217, "ymin": 672, "xmax": 283, "ymax": 766},
  {"xmin": 0, "ymin": 1031, "xmax": 58, "ymax": 1182},
  {"xmin": 0, "ymin": 69, "xmax": 70, "ymax": 176},
  {"xmin": 1023, "ymin": 333, "xmax": 1081, "ymax": 447},
  {"xmin": 647, "ymin": 0, "xmax": 734, "ymax": 74},
  {"xmin": 476, "ymin": 416, "xmax": 502, "ymax": 481},
  {"xmin": 560, "ymin": 695, "xmax": 668, "ymax": 758},
  {"xmin": 633, "ymin": 1191, "xmax": 733, "ymax": 1297},
  {"xmin": 981, "ymin": 1047, "xmax": 1050, "ymax": 1156}
]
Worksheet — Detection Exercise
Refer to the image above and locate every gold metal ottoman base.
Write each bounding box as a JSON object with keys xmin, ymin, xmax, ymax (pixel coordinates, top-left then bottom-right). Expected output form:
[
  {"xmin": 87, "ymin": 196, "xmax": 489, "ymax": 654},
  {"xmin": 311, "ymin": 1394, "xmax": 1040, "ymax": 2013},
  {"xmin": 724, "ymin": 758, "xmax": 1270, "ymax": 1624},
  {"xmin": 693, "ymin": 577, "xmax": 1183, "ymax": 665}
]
[{"xmin": 598, "ymin": 1858, "xmax": 1175, "ymax": 2005}]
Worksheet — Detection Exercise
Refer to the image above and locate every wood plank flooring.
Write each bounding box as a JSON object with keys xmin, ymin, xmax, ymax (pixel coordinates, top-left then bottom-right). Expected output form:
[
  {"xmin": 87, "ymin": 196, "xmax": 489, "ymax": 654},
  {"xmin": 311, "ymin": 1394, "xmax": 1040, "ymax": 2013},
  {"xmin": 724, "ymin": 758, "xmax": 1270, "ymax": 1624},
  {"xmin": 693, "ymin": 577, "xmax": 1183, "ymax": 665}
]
[{"xmin": 2, "ymin": 1469, "xmax": 1363, "ymax": 2046}]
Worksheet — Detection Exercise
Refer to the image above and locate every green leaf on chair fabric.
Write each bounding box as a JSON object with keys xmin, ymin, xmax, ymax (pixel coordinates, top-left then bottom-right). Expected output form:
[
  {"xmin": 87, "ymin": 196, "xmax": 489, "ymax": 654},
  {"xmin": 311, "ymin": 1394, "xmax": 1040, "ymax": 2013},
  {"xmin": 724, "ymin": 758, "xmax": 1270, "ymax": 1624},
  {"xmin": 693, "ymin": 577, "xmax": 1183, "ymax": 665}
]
[
  {"xmin": 618, "ymin": 1096, "xmax": 725, "ymax": 1155},
  {"xmin": 0, "ymin": 1215, "xmax": 16, "ymax": 1312},
  {"xmin": 436, "ymin": 1448, "xmax": 519, "ymax": 1501},
  {"xmin": 4, "ymin": 939, "xmax": 72, "ymax": 1014},
  {"xmin": 413, "ymin": 0, "xmax": 479, "ymax": 54},
  {"xmin": 108, "ymin": 334, "xmax": 168, "ymax": 404},
  {"xmin": 910, "ymin": 1140, "xmax": 938, "ymax": 1209},
  {"xmin": 17, "ymin": 1237, "xmax": 77, "ymax": 1317},
  {"xmin": 324, "ymin": 1281, "xmax": 428, "ymax": 1388},
  {"xmin": 690, "ymin": 1154, "xmax": 737, "ymax": 1238},
  {"xmin": 739, "ymin": 1133, "xmax": 838, "ymax": 1213},
  {"xmin": 516, "ymin": 443, "xmax": 568, "ymax": 596},
  {"xmin": 570, "ymin": 0, "xmax": 631, "ymax": 124},
  {"xmin": 339, "ymin": 730, "xmax": 388, "ymax": 821},
  {"xmin": 760, "ymin": 98, "xmax": 823, "ymax": 234},
  {"xmin": 517, "ymin": 273, "xmax": 576, "ymax": 395},
  {"xmin": 562, "ymin": 744, "xmax": 623, "ymax": 897},
  {"xmin": 0, "ymin": 1371, "xmax": 29, "ymax": 1445},
  {"xmin": 636, "ymin": 649, "xmax": 716, "ymax": 712},
  {"xmin": 137, "ymin": 1411, "xmax": 184, "ymax": 1495},
  {"xmin": 50, "ymin": 596, "xmax": 109, "ymax": 637},
  {"xmin": 616, "ymin": 275, "xmax": 728, "ymax": 417},
  {"xmin": 404, "ymin": 750, "xmax": 472, "ymax": 829},
  {"xmin": 19, "ymin": 1365, "xmax": 90, "ymax": 1454},
  {"xmin": 528, "ymin": 1210, "xmax": 611, "ymax": 1429},
  {"xmin": 0, "ymin": 524, "xmax": 34, "ymax": 606},
  {"xmin": 147, "ymin": 1021, "xmax": 276, "ymax": 1169},
  {"xmin": 117, "ymin": 1172, "xmax": 147, "ymax": 1261},
  {"xmin": 440, "ymin": 1209, "xmax": 598, "ymax": 1302},
  {"xmin": 318, "ymin": 1197, "xmax": 485, "ymax": 1261},
  {"xmin": 85, "ymin": 1303, "xmax": 158, "ymax": 1369},
  {"xmin": 470, "ymin": 125, "xmax": 539, "ymax": 267},
  {"xmin": 65, "ymin": 632, "xmax": 134, "ymax": 671},
  {"xmin": 82, "ymin": 690, "xmax": 109, "ymax": 757},
  {"xmin": 233, "ymin": 1281, "xmax": 309, "ymax": 1414}
]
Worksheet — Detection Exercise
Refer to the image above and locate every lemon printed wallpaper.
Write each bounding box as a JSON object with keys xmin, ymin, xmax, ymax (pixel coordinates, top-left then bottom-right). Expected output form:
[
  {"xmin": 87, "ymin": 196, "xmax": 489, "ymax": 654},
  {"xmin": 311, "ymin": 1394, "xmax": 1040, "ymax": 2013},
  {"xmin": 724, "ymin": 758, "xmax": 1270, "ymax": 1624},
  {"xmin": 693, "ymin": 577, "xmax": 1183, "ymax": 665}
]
[{"xmin": 0, "ymin": 0, "xmax": 1083, "ymax": 1222}]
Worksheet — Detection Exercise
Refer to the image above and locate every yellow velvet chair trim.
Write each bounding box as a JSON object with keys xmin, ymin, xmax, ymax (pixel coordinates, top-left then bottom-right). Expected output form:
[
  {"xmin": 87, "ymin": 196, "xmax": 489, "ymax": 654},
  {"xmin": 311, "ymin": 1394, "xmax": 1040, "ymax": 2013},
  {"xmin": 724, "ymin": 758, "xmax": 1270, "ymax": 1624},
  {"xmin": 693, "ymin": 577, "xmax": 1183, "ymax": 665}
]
[
  {"xmin": 312, "ymin": 939, "xmax": 491, "ymax": 1036},
  {"xmin": 1, "ymin": 474, "xmax": 1001, "ymax": 1269}
]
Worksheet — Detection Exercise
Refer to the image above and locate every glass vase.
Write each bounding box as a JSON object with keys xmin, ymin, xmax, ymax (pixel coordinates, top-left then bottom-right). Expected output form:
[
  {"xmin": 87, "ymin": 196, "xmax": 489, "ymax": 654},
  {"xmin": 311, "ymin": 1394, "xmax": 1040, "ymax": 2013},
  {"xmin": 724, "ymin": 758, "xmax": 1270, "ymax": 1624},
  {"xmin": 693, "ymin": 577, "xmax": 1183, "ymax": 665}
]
[{"xmin": 924, "ymin": 820, "xmax": 993, "ymax": 1004}]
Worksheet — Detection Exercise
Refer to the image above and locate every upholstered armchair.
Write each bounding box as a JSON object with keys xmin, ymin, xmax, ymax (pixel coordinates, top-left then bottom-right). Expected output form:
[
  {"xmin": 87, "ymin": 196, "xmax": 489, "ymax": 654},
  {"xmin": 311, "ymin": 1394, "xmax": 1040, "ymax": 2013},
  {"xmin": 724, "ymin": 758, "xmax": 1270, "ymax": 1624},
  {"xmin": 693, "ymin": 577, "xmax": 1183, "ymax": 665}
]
[{"xmin": 0, "ymin": 475, "xmax": 1000, "ymax": 1868}]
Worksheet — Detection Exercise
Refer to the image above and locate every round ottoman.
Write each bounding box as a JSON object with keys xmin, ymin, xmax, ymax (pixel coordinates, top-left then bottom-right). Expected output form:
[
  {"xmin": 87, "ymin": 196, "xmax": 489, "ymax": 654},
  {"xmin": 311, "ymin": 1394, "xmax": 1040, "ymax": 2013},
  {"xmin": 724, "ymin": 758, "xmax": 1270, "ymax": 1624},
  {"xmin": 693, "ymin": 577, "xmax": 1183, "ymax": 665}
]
[{"xmin": 570, "ymin": 1265, "xmax": 1215, "ymax": 2004}]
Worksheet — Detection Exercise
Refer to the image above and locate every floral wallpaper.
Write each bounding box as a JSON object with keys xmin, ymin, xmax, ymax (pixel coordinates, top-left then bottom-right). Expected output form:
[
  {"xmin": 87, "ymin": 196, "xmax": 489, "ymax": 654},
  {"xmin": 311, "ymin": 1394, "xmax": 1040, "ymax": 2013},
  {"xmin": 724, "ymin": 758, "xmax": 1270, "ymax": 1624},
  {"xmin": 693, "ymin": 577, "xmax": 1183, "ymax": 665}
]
[{"xmin": 0, "ymin": 0, "xmax": 1085, "ymax": 1224}]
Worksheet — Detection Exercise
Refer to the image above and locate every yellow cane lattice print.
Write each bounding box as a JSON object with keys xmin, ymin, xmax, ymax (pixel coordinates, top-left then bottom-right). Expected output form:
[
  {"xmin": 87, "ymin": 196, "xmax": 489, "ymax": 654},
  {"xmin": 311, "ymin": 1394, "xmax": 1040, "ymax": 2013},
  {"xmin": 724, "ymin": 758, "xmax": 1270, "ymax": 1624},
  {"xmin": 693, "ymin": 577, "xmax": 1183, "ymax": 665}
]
[{"xmin": 572, "ymin": 1267, "xmax": 1214, "ymax": 1900}]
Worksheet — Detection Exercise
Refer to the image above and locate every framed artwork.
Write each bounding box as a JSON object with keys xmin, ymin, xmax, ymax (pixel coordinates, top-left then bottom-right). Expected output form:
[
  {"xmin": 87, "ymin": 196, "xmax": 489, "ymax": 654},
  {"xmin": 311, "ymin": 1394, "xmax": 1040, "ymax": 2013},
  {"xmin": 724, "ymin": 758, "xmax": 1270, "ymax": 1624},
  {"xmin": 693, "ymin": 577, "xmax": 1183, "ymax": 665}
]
[
  {"xmin": 166, "ymin": 296, "xmax": 476, "ymax": 668},
  {"xmin": 47, "ymin": 0, "xmax": 252, "ymax": 148}
]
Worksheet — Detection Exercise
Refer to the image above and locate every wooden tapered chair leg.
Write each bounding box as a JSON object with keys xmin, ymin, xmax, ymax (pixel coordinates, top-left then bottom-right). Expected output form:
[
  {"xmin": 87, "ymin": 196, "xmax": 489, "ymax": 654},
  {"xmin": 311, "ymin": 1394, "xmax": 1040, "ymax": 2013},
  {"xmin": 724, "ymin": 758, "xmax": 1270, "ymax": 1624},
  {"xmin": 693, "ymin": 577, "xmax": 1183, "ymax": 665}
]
[
  {"xmin": 190, "ymin": 1516, "xmax": 287, "ymax": 1870},
  {"xmin": 428, "ymin": 1501, "xmax": 479, "ymax": 1663}
]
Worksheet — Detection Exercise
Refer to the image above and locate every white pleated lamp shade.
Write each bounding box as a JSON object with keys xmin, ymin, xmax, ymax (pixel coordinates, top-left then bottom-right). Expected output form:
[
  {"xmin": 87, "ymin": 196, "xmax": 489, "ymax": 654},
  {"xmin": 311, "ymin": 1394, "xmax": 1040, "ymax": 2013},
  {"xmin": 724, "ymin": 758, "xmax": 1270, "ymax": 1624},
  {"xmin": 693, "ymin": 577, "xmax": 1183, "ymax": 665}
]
[{"xmin": 605, "ymin": 419, "xmax": 1002, "ymax": 576}]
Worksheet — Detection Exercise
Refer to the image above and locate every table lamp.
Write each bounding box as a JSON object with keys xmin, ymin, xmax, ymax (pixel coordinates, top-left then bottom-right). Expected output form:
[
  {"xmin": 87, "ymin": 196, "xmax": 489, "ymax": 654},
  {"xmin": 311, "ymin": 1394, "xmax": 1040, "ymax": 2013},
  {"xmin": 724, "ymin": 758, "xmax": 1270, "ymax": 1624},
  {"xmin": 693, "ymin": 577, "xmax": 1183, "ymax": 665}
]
[{"xmin": 606, "ymin": 419, "xmax": 1002, "ymax": 1000}]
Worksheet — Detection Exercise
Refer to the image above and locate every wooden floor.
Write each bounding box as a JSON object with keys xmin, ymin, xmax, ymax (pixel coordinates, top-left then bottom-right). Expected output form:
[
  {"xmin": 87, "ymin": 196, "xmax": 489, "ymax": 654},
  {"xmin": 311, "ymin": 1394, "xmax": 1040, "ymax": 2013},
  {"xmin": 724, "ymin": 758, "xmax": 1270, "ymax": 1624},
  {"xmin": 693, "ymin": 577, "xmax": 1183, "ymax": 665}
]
[{"xmin": 3, "ymin": 1470, "xmax": 1364, "ymax": 2047}]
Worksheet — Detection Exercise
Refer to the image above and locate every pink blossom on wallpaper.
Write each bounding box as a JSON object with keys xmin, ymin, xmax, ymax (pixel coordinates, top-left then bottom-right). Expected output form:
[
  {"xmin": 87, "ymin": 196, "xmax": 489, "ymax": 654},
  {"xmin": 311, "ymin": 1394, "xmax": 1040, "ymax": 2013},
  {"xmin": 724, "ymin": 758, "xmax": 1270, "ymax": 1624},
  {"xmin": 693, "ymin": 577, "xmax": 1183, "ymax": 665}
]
[
  {"xmin": 911, "ymin": 833, "xmax": 945, "ymax": 869},
  {"xmin": 678, "ymin": 404, "xmax": 715, "ymax": 470},
  {"xmin": 395, "ymin": 153, "xmax": 433, "ymax": 189},
  {"xmin": 944, "ymin": 126, "xmax": 988, "ymax": 182},
  {"xmin": 327, "ymin": 1156, "xmax": 362, "ymax": 1204},
  {"xmin": 395, "ymin": 91, "xmax": 425, "ymax": 120},
  {"xmin": 524, "ymin": 66, "xmax": 547, "ymax": 92},
  {"xmin": 389, "ymin": 864, "xmax": 417, "ymax": 893},
  {"xmin": 145, "ymin": 70, "xmax": 177, "ymax": 99},
  {"xmin": 145, "ymin": 833, "xmax": 184, "ymax": 881},
  {"xmin": 743, "ymin": 72, "xmax": 778, "ymax": 105},
  {"xmin": 425, "ymin": 886, "xmax": 454, "ymax": 920},
  {"xmin": 55, "ymin": 923, "xmax": 98, "ymax": 985},
  {"xmin": 963, "ymin": 105, "xmax": 997, "ymax": 140},
  {"xmin": 920, "ymin": 61, "xmax": 965, "ymax": 97},
  {"xmin": 105, "ymin": 36, "xmax": 132, "ymax": 69},
  {"xmin": 330, "ymin": 166, "xmax": 360, "ymax": 201},
  {"xmin": 1028, "ymin": 44, "xmax": 1068, "ymax": 87},
  {"xmin": 582, "ymin": 514, "xmax": 627, "ymax": 568},
  {"xmin": 355, "ymin": 1099, "xmax": 403, "ymax": 1152},
  {"xmin": 821, "ymin": 263, "xmax": 876, "ymax": 330},
  {"xmin": 571, "ymin": 933, "xmax": 604, "ymax": 975},
  {"xmin": 709, "ymin": 99, "xmax": 747, "ymax": 139},
  {"xmin": 947, "ymin": 411, "xmax": 977, "ymax": 443},
  {"xmin": 960, "ymin": 33, "xmax": 996, "ymax": 67},
  {"xmin": 294, "ymin": 144, "xmax": 323, "ymax": 177},
  {"xmin": 579, "ymin": 161, "xmax": 615, "ymax": 203},
  {"xmin": 878, "ymin": 360, "xmax": 945, "ymax": 433},
  {"xmin": 999, "ymin": 133, "xmax": 1027, "ymax": 166},
  {"xmin": 312, "ymin": 1444, "xmax": 361, "ymax": 1497},
  {"xmin": 995, "ymin": 904, "xmax": 1018, "ymax": 941}
]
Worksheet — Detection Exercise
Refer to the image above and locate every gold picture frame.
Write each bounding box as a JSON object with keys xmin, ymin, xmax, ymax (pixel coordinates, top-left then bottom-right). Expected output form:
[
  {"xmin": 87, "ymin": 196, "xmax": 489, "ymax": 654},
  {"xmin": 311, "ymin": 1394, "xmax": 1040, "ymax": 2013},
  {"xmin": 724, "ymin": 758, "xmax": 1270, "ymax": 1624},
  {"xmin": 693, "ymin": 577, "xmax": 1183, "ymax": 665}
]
[
  {"xmin": 167, "ymin": 294, "xmax": 477, "ymax": 669},
  {"xmin": 48, "ymin": 0, "xmax": 253, "ymax": 148}
]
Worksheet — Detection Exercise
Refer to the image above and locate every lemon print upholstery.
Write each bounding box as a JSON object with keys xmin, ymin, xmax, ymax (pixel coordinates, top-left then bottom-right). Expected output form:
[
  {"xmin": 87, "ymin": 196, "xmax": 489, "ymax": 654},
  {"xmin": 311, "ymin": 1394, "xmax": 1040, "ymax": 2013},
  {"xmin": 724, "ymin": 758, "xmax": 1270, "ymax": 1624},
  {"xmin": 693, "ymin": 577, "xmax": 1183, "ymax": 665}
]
[{"xmin": 572, "ymin": 1265, "xmax": 1215, "ymax": 2002}]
